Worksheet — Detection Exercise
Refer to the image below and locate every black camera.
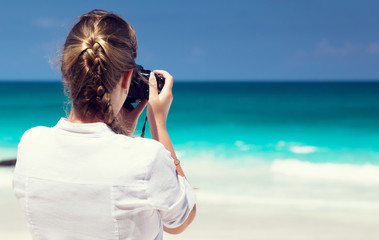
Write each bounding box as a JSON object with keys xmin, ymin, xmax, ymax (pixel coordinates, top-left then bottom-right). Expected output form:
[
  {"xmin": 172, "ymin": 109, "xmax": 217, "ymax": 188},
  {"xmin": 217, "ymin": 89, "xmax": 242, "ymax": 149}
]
[{"xmin": 124, "ymin": 65, "xmax": 165, "ymax": 107}]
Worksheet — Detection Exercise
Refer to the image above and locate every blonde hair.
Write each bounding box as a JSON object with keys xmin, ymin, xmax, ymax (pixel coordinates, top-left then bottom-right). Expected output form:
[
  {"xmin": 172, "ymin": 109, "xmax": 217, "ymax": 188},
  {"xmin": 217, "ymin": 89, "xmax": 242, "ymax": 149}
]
[{"xmin": 61, "ymin": 9, "xmax": 137, "ymax": 134}]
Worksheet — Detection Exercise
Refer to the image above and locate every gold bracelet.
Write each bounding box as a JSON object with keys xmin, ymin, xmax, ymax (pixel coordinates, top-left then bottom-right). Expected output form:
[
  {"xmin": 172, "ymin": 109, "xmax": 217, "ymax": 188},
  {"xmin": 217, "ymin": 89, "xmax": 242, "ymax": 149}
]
[{"xmin": 174, "ymin": 159, "xmax": 180, "ymax": 166}]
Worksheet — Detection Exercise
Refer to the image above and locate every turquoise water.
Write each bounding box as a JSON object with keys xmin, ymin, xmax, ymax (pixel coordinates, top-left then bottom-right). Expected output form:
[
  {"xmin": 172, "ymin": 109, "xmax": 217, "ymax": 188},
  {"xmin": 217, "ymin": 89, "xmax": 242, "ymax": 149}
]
[
  {"xmin": 0, "ymin": 81, "xmax": 378, "ymax": 166},
  {"xmin": 2, "ymin": 81, "xmax": 378, "ymax": 235}
]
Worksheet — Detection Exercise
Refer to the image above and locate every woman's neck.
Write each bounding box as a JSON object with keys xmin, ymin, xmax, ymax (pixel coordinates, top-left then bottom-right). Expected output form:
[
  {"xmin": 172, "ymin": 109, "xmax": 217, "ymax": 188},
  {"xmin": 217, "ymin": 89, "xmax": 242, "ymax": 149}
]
[{"xmin": 67, "ymin": 110, "xmax": 103, "ymax": 124}]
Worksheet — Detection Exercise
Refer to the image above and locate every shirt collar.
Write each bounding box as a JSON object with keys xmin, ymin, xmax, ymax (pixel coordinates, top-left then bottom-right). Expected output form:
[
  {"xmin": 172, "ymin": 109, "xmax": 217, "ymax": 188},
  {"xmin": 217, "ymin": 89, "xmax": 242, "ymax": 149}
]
[{"xmin": 54, "ymin": 118, "xmax": 115, "ymax": 135}]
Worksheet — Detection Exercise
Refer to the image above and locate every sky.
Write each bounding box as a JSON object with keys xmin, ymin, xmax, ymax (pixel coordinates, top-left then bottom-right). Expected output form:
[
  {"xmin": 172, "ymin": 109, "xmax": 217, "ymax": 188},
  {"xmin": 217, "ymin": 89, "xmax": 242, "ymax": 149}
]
[{"xmin": 1, "ymin": 0, "xmax": 379, "ymax": 81}]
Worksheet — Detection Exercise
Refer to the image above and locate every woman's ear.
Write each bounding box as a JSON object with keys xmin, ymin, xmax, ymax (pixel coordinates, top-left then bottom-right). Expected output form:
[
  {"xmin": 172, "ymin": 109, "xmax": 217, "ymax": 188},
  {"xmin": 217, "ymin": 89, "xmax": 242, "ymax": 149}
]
[{"xmin": 121, "ymin": 70, "xmax": 133, "ymax": 90}]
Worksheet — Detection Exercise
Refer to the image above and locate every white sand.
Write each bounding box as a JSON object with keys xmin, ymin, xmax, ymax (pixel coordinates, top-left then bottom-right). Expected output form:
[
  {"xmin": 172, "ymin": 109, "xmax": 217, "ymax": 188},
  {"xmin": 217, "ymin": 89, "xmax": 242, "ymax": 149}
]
[
  {"xmin": 0, "ymin": 168, "xmax": 30, "ymax": 239},
  {"xmin": 2, "ymin": 162, "xmax": 379, "ymax": 240}
]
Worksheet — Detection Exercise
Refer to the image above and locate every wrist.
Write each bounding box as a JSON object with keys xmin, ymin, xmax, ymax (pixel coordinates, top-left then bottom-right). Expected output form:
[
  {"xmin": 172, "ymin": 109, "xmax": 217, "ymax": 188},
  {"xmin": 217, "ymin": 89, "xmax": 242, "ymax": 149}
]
[
  {"xmin": 155, "ymin": 119, "xmax": 167, "ymax": 130},
  {"xmin": 148, "ymin": 118, "xmax": 167, "ymax": 140},
  {"xmin": 148, "ymin": 114, "xmax": 167, "ymax": 129}
]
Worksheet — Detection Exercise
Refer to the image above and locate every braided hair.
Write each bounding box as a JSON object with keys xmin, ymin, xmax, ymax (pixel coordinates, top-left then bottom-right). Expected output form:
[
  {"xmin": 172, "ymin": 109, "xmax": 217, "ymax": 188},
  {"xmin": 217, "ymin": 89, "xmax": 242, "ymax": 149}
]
[{"xmin": 61, "ymin": 9, "xmax": 138, "ymax": 134}]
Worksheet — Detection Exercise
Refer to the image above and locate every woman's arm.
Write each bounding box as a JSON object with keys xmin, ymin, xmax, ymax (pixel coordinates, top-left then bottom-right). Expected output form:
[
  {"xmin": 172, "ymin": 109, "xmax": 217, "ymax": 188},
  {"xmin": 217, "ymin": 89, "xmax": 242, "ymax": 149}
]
[
  {"xmin": 147, "ymin": 70, "xmax": 185, "ymax": 177},
  {"xmin": 163, "ymin": 205, "xmax": 197, "ymax": 234},
  {"xmin": 147, "ymin": 70, "xmax": 196, "ymax": 233}
]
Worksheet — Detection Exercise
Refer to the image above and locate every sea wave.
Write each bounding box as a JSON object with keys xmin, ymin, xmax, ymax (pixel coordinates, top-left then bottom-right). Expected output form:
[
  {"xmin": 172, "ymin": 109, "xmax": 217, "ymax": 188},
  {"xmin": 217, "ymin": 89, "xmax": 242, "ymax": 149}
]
[
  {"xmin": 271, "ymin": 159, "xmax": 379, "ymax": 185},
  {"xmin": 197, "ymin": 192, "xmax": 379, "ymax": 210},
  {"xmin": 289, "ymin": 145, "xmax": 318, "ymax": 154},
  {"xmin": 276, "ymin": 141, "xmax": 320, "ymax": 154},
  {"xmin": 234, "ymin": 140, "xmax": 252, "ymax": 151},
  {"xmin": 232, "ymin": 140, "xmax": 321, "ymax": 154}
]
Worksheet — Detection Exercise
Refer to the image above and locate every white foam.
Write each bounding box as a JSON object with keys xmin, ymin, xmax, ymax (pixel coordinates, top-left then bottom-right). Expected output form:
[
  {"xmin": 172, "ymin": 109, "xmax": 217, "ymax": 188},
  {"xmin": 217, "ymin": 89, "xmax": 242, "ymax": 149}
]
[
  {"xmin": 276, "ymin": 140, "xmax": 286, "ymax": 148},
  {"xmin": 275, "ymin": 141, "xmax": 320, "ymax": 154},
  {"xmin": 197, "ymin": 191, "xmax": 379, "ymax": 210},
  {"xmin": 289, "ymin": 145, "xmax": 318, "ymax": 154},
  {"xmin": 234, "ymin": 140, "xmax": 251, "ymax": 151},
  {"xmin": 271, "ymin": 159, "xmax": 379, "ymax": 185}
]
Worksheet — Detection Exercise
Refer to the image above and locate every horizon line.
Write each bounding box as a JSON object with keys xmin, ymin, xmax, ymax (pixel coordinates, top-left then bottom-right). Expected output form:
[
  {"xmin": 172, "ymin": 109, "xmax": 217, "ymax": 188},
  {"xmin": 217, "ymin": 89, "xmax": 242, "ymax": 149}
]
[{"xmin": 0, "ymin": 78, "xmax": 379, "ymax": 83}]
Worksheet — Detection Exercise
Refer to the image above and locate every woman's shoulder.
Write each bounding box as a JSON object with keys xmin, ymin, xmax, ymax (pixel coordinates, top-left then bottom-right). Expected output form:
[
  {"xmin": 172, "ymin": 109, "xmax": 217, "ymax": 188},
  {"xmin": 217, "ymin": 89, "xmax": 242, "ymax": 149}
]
[
  {"xmin": 113, "ymin": 134, "xmax": 164, "ymax": 151},
  {"xmin": 139, "ymin": 138, "xmax": 172, "ymax": 160},
  {"xmin": 131, "ymin": 137, "xmax": 164, "ymax": 150},
  {"xmin": 105, "ymin": 136, "xmax": 173, "ymax": 182},
  {"xmin": 17, "ymin": 126, "xmax": 57, "ymax": 155},
  {"xmin": 19, "ymin": 126, "xmax": 51, "ymax": 144},
  {"xmin": 114, "ymin": 135, "xmax": 172, "ymax": 165},
  {"xmin": 133, "ymin": 138, "xmax": 174, "ymax": 169}
]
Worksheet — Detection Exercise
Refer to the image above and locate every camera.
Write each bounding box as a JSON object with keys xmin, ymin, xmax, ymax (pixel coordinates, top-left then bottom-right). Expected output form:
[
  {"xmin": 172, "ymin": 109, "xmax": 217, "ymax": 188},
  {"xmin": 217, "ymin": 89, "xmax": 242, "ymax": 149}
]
[{"xmin": 124, "ymin": 65, "xmax": 165, "ymax": 107}]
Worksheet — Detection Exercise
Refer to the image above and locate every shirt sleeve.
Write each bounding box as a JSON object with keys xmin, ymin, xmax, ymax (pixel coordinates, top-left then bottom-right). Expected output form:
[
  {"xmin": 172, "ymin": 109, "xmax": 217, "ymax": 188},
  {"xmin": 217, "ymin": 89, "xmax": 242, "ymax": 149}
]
[{"xmin": 147, "ymin": 144, "xmax": 196, "ymax": 228}]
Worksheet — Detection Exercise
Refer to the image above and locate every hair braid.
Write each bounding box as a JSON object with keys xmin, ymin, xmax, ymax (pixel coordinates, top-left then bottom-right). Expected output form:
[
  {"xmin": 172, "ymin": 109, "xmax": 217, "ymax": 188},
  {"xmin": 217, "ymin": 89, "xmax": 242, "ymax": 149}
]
[
  {"xmin": 85, "ymin": 39, "xmax": 125, "ymax": 133},
  {"xmin": 61, "ymin": 9, "xmax": 136, "ymax": 135}
]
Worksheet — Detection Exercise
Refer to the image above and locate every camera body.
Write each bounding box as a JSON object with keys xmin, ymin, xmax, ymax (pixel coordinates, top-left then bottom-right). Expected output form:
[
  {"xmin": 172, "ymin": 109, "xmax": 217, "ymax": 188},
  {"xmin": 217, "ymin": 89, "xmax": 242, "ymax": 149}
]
[{"xmin": 124, "ymin": 65, "xmax": 165, "ymax": 105}]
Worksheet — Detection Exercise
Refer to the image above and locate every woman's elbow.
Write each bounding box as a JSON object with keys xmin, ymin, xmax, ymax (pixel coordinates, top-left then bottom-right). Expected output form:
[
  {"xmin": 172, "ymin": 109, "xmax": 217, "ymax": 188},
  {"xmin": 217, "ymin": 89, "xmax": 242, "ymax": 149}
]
[{"xmin": 163, "ymin": 204, "xmax": 197, "ymax": 235}]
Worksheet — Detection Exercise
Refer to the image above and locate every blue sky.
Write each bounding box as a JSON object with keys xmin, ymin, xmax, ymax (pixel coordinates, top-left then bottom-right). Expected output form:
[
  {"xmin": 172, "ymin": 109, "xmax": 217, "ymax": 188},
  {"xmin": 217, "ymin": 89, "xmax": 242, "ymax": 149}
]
[{"xmin": 1, "ymin": 0, "xmax": 379, "ymax": 81}]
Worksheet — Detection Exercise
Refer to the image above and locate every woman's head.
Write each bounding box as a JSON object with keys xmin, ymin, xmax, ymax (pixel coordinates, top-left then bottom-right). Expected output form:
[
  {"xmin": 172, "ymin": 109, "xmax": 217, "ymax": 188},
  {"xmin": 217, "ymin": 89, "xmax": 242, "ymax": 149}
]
[{"xmin": 61, "ymin": 9, "xmax": 137, "ymax": 133}]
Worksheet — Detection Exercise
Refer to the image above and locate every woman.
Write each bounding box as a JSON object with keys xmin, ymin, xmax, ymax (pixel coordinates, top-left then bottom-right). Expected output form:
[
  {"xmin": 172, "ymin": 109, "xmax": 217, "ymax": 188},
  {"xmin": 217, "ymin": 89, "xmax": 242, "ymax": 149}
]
[{"xmin": 13, "ymin": 9, "xmax": 196, "ymax": 240}]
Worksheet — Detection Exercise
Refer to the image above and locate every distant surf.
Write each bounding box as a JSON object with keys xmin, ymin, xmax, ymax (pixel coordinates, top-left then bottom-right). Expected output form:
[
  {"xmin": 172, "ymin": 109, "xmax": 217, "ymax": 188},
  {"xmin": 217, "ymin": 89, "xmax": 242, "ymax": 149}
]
[{"xmin": 271, "ymin": 159, "xmax": 379, "ymax": 186}]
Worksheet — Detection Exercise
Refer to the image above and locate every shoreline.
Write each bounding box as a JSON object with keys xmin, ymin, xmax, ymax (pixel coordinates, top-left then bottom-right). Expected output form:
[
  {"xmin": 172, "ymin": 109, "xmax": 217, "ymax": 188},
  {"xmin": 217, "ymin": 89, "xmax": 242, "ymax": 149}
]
[
  {"xmin": 2, "ymin": 185, "xmax": 379, "ymax": 240},
  {"xmin": 2, "ymin": 159, "xmax": 379, "ymax": 239}
]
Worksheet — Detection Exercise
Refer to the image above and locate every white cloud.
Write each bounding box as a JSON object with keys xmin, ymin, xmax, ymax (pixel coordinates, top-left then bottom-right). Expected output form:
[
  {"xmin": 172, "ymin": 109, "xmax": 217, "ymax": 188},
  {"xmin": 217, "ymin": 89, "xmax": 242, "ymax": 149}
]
[
  {"xmin": 33, "ymin": 17, "xmax": 65, "ymax": 29},
  {"xmin": 315, "ymin": 39, "xmax": 358, "ymax": 56},
  {"xmin": 294, "ymin": 50, "xmax": 306, "ymax": 58},
  {"xmin": 191, "ymin": 47, "xmax": 205, "ymax": 57},
  {"xmin": 367, "ymin": 42, "xmax": 379, "ymax": 55}
]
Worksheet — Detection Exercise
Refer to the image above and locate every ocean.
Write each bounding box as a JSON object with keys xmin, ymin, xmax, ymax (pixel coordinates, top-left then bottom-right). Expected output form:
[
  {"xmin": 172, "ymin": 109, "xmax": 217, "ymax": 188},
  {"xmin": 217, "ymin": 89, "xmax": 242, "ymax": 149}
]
[
  {"xmin": 1, "ymin": 81, "xmax": 379, "ymax": 203},
  {"xmin": 4, "ymin": 81, "xmax": 378, "ymax": 163},
  {"xmin": 1, "ymin": 81, "xmax": 379, "ymax": 239}
]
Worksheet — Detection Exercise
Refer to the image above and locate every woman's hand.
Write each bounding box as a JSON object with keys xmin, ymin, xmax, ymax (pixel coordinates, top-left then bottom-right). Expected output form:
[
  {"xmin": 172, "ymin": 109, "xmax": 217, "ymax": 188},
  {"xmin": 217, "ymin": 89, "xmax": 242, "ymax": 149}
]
[
  {"xmin": 147, "ymin": 70, "xmax": 174, "ymax": 128},
  {"xmin": 117, "ymin": 100, "xmax": 147, "ymax": 136}
]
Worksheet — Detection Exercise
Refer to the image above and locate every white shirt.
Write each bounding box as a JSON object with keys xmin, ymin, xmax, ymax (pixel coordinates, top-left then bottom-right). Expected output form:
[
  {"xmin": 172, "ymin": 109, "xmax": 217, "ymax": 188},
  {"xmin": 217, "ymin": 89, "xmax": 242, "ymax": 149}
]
[{"xmin": 13, "ymin": 118, "xmax": 196, "ymax": 240}]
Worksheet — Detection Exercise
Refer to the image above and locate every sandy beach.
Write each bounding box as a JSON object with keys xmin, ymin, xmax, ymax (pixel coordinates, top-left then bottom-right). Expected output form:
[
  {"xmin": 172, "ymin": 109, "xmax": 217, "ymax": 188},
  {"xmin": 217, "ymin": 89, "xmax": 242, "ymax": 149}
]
[{"xmin": 2, "ymin": 159, "xmax": 379, "ymax": 240}]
